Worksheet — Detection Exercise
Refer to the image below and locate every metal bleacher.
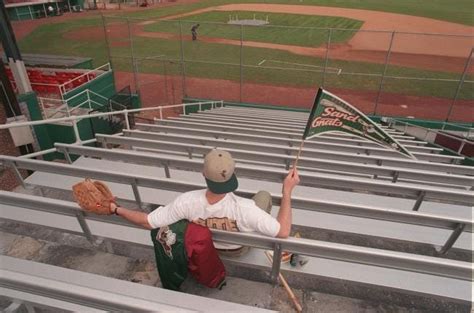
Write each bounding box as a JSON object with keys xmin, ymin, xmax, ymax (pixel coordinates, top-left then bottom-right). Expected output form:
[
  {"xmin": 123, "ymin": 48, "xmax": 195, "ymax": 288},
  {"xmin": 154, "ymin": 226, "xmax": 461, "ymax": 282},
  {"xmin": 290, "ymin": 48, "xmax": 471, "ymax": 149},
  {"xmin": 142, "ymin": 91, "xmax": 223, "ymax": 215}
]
[{"xmin": 0, "ymin": 103, "xmax": 472, "ymax": 311}]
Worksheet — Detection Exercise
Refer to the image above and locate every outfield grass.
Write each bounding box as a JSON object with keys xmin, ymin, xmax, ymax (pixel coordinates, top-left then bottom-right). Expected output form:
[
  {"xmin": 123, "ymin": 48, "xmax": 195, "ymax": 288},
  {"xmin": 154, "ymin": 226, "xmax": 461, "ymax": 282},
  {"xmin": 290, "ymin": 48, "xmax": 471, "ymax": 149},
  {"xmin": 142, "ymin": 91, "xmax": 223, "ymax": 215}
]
[
  {"xmin": 123, "ymin": 0, "xmax": 473, "ymax": 26},
  {"xmin": 18, "ymin": 17, "xmax": 109, "ymax": 67},
  {"xmin": 142, "ymin": 11, "xmax": 362, "ymax": 47}
]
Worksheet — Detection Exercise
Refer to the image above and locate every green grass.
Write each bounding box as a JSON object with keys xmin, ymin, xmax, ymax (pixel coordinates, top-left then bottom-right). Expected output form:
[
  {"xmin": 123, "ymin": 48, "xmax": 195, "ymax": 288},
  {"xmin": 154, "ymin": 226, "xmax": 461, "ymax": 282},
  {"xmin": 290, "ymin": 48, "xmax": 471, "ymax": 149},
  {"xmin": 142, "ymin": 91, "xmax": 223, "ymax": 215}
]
[
  {"xmin": 142, "ymin": 11, "xmax": 362, "ymax": 47},
  {"xmin": 18, "ymin": 17, "xmax": 109, "ymax": 67},
  {"xmin": 122, "ymin": 0, "xmax": 474, "ymax": 26}
]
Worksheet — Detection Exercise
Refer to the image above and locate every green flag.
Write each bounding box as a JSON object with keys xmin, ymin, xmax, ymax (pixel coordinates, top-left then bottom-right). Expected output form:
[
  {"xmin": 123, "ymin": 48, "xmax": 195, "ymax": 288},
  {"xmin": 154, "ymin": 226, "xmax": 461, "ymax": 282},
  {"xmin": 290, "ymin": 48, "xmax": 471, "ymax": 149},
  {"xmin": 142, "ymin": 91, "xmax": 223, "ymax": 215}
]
[{"xmin": 303, "ymin": 88, "xmax": 416, "ymax": 159}]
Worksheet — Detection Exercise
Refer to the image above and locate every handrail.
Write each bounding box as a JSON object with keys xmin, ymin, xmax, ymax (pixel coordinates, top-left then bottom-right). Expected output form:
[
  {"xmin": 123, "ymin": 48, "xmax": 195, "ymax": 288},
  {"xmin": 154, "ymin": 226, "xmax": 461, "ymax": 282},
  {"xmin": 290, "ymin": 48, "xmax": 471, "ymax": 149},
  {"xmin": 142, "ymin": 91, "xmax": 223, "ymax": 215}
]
[
  {"xmin": 387, "ymin": 118, "xmax": 472, "ymax": 144},
  {"xmin": 386, "ymin": 118, "xmax": 472, "ymax": 157},
  {"xmin": 0, "ymin": 100, "xmax": 224, "ymax": 130},
  {"xmin": 0, "ymin": 191, "xmax": 471, "ymax": 282},
  {"xmin": 441, "ymin": 122, "xmax": 474, "ymax": 137}
]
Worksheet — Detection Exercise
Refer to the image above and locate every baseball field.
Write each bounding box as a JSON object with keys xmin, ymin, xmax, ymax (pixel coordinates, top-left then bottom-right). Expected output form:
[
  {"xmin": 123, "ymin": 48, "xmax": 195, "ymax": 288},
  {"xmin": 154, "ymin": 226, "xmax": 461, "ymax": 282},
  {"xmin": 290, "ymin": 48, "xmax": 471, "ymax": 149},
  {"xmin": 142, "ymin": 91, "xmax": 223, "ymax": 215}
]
[{"xmin": 12, "ymin": 0, "xmax": 474, "ymax": 122}]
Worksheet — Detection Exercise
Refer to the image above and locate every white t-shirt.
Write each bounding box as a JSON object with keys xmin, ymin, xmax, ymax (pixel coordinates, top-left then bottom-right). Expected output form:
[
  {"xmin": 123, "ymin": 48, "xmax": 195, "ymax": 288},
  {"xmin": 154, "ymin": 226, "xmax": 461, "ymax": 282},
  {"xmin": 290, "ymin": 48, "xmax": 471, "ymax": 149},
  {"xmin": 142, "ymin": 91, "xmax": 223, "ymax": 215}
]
[{"xmin": 147, "ymin": 189, "xmax": 280, "ymax": 249}]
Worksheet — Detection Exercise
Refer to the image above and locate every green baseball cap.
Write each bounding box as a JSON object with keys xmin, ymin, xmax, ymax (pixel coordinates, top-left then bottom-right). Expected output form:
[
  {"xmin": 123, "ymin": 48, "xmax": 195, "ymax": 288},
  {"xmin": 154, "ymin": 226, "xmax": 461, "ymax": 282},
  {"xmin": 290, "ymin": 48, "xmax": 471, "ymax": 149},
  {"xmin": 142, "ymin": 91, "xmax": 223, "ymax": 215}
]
[{"xmin": 203, "ymin": 149, "xmax": 239, "ymax": 194}]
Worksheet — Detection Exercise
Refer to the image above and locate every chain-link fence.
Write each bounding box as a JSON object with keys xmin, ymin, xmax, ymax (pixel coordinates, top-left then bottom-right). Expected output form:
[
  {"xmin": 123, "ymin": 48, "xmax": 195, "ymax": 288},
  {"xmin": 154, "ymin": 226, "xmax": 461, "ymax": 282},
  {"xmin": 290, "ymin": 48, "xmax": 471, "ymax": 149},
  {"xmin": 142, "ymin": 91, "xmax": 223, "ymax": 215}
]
[{"xmin": 103, "ymin": 15, "xmax": 474, "ymax": 123}]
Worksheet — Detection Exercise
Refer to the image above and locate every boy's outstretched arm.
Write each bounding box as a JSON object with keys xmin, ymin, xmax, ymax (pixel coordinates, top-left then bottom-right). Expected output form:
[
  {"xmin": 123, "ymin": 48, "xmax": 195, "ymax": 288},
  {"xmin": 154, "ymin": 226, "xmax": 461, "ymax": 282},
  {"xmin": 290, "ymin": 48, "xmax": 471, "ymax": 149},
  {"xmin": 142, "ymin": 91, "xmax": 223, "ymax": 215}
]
[{"xmin": 276, "ymin": 168, "xmax": 300, "ymax": 238}]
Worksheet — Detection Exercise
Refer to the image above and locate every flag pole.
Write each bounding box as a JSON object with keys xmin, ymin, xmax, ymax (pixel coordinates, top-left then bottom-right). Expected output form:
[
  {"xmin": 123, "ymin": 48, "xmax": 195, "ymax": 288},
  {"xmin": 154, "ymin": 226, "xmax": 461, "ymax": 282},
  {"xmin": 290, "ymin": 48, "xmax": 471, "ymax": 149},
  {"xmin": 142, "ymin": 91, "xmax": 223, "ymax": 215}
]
[{"xmin": 292, "ymin": 140, "xmax": 305, "ymax": 171}]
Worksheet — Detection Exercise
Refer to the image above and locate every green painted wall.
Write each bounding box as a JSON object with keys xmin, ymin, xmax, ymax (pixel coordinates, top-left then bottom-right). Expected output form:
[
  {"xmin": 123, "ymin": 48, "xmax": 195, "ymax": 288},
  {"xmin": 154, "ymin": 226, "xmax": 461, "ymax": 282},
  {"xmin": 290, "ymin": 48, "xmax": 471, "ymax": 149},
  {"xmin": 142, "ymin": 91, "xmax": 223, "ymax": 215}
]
[{"xmin": 63, "ymin": 71, "xmax": 116, "ymax": 108}]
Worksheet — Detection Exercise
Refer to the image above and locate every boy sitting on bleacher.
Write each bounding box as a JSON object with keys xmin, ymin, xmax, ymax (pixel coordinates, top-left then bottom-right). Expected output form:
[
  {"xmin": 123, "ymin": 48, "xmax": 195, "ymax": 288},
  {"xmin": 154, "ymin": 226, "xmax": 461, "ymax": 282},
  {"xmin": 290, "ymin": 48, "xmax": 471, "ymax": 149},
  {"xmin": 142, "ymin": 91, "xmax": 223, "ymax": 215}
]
[{"xmin": 109, "ymin": 149, "xmax": 300, "ymax": 290}]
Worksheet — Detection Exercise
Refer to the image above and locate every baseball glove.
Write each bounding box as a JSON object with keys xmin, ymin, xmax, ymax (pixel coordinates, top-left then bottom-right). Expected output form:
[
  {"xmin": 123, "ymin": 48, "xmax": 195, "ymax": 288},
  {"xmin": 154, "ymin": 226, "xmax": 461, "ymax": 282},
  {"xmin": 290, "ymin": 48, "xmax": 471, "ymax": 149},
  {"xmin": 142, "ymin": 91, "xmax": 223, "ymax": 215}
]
[{"xmin": 72, "ymin": 179, "xmax": 116, "ymax": 215}]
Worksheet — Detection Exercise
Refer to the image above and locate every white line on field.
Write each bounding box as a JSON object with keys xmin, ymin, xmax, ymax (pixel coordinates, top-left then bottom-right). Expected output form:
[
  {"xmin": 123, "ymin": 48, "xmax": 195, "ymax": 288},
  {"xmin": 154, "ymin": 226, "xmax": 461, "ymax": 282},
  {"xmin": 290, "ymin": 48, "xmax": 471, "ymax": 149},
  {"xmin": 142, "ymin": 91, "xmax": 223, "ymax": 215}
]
[{"xmin": 258, "ymin": 59, "xmax": 342, "ymax": 74}]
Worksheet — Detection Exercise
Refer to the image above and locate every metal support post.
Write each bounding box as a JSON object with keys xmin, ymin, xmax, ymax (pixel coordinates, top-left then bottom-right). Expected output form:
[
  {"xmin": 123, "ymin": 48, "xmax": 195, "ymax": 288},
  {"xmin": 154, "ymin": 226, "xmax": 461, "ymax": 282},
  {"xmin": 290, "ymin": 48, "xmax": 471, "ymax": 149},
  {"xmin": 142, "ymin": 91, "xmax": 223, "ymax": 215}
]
[
  {"xmin": 163, "ymin": 163, "xmax": 171, "ymax": 178},
  {"xmin": 75, "ymin": 211, "xmax": 95, "ymax": 244},
  {"xmin": 457, "ymin": 141, "xmax": 466, "ymax": 155},
  {"xmin": 374, "ymin": 31, "xmax": 395, "ymax": 115},
  {"xmin": 25, "ymin": 303, "xmax": 35, "ymax": 313},
  {"xmin": 62, "ymin": 148, "xmax": 73, "ymax": 164},
  {"xmin": 391, "ymin": 171, "xmax": 400, "ymax": 183},
  {"xmin": 124, "ymin": 111, "xmax": 131, "ymax": 129},
  {"xmin": 10, "ymin": 162, "xmax": 26, "ymax": 188},
  {"xmin": 102, "ymin": 15, "xmax": 113, "ymax": 68},
  {"xmin": 437, "ymin": 223, "xmax": 465, "ymax": 255},
  {"xmin": 178, "ymin": 21, "xmax": 187, "ymax": 97},
  {"xmin": 412, "ymin": 190, "xmax": 426, "ymax": 211},
  {"xmin": 127, "ymin": 18, "xmax": 140, "ymax": 94},
  {"xmin": 28, "ymin": 6, "xmax": 33, "ymax": 19},
  {"xmin": 4, "ymin": 300, "xmax": 22, "ymax": 313},
  {"xmin": 321, "ymin": 28, "xmax": 332, "ymax": 87},
  {"xmin": 86, "ymin": 89, "xmax": 91, "ymax": 110},
  {"xmin": 446, "ymin": 48, "xmax": 473, "ymax": 122},
  {"xmin": 270, "ymin": 244, "xmax": 282, "ymax": 283},
  {"xmin": 131, "ymin": 180, "xmax": 143, "ymax": 209},
  {"xmin": 240, "ymin": 24, "xmax": 244, "ymax": 103},
  {"xmin": 72, "ymin": 120, "xmax": 81, "ymax": 144},
  {"xmin": 163, "ymin": 60, "xmax": 170, "ymax": 104},
  {"xmin": 159, "ymin": 106, "xmax": 163, "ymax": 120},
  {"xmin": 104, "ymin": 240, "xmax": 115, "ymax": 254}
]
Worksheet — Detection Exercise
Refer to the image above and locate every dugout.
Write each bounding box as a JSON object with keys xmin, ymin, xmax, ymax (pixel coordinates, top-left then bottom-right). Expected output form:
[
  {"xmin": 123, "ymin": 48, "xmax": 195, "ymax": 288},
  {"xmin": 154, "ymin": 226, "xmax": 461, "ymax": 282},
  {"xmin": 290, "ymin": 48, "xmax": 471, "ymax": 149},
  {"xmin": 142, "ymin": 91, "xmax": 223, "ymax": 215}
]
[{"xmin": 5, "ymin": 0, "xmax": 84, "ymax": 21}]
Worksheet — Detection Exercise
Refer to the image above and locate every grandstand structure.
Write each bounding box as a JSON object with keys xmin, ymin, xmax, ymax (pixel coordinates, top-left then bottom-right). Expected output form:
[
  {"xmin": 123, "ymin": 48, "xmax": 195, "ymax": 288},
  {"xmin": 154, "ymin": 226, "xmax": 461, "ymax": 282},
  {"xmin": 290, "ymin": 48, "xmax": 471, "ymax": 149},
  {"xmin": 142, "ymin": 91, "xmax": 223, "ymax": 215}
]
[
  {"xmin": 0, "ymin": 101, "xmax": 472, "ymax": 312},
  {"xmin": 4, "ymin": 0, "xmax": 84, "ymax": 20}
]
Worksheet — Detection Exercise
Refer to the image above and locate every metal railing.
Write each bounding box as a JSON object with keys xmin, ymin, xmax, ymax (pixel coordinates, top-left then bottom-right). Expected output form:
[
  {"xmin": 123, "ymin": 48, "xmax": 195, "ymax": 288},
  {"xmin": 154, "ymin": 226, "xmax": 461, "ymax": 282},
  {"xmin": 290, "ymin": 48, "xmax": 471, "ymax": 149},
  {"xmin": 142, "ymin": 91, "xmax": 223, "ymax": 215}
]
[
  {"xmin": 386, "ymin": 118, "xmax": 473, "ymax": 157},
  {"xmin": 38, "ymin": 89, "xmax": 125, "ymax": 119},
  {"xmin": 0, "ymin": 190, "xmax": 471, "ymax": 282},
  {"xmin": 0, "ymin": 100, "xmax": 223, "ymax": 144},
  {"xmin": 59, "ymin": 63, "xmax": 112, "ymax": 97},
  {"xmin": 0, "ymin": 154, "xmax": 472, "ymax": 256},
  {"xmin": 440, "ymin": 123, "xmax": 474, "ymax": 139}
]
